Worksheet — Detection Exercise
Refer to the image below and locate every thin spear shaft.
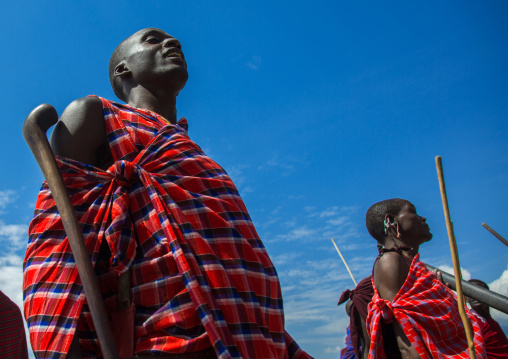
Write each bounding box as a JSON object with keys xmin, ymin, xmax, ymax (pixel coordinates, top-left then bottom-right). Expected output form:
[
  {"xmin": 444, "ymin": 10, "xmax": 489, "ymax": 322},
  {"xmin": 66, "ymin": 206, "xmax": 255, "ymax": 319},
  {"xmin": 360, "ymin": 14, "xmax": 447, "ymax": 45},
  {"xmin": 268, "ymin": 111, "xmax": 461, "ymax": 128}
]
[
  {"xmin": 482, "ymin": 223, "xmax": 508, "ymax": 248},
  {"xmin": 436, "ymin": 156, "xmax": 476, "ymax": 359},
  {"xmin": 331, "ymin": 238, "xmax": 357, "ymax": 286}
]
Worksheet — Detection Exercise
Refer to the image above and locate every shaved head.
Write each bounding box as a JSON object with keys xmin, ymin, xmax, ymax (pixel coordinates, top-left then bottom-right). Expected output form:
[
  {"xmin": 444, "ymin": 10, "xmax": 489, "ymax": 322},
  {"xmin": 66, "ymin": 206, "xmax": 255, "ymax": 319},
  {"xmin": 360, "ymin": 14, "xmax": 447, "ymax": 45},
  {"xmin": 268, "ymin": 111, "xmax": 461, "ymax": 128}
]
[
  {"xmin": 108, "ymin": 28, "xmax": 187, "ymax": 104},
  {"xmin": 365, "ymin": 198, "xmax": 407, "ymax": 242},
  {"xmin": 109, "ymin": 32, "xmax": 139, "ymax": 102}
]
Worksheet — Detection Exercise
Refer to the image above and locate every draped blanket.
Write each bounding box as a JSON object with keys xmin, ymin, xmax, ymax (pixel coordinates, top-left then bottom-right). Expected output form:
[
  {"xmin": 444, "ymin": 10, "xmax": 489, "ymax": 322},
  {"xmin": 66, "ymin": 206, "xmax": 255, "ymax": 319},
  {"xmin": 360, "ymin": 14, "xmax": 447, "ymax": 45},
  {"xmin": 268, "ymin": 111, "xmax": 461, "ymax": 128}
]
[
  {"xmin": 338, "ymin": 276, "xmax": 373, "ymax": 358},
  {"xmin": 23, "ymin": 97, "xmax": 309, "ymax": 359},
  {"xmin": 366, "ymin": 254, "xmax": 486, "ymax": 359}
]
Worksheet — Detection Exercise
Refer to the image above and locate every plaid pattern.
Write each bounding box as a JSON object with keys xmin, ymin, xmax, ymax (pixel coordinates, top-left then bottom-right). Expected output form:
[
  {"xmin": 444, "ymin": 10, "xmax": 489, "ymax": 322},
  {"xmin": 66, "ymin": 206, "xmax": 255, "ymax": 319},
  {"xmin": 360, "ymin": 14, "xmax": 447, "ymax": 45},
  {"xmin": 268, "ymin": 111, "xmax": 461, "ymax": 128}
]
[
  {"xmin": 23, "ymin": 97, "xmax": 310, "ymax": 359},
  {"xmin": 0, "ymin": 290, "xmax": 29, "ymax": 358},
  {"xmin": 366, "ymin": 254, "xmax": 486, "ymax": 359}
]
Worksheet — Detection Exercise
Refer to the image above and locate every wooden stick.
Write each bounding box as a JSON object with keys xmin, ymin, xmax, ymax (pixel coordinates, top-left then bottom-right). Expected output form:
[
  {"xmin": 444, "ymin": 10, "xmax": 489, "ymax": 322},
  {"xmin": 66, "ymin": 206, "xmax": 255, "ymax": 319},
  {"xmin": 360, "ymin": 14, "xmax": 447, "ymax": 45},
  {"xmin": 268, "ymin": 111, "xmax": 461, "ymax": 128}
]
[
  {"xmin": 482, "ymin": 223, "xmax": 508, "ymax": 248},
  {"xmin": 331, "ymin": 238, "xmax": 357, "ymax": 286},
  {"xmin": 23, "ymin": 104, "xmax": 119, "ymax": 359},
  {"xmin": 435, "ymin": 156, "xmax": 476, "ymax": 359}
]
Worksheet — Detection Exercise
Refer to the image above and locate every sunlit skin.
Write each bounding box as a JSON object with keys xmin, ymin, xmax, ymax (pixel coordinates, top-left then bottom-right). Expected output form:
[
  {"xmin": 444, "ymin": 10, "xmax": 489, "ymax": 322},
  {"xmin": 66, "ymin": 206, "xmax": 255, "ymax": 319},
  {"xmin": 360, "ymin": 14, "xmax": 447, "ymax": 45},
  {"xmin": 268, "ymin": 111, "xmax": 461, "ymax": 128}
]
[
  {"xmin": 466, "ymin": 280, "xmax": 491, "ymax": 319},
  {"xmin": 50, "ymin": 28, "xmax": 188, "ymax": 171},
  {"xmin": 374, "ymin": 200, "xmax": 432, "ymax": 359},
  {"xmin": 49, "ymin": 28, "xmax": 189, "ymax": 358}
]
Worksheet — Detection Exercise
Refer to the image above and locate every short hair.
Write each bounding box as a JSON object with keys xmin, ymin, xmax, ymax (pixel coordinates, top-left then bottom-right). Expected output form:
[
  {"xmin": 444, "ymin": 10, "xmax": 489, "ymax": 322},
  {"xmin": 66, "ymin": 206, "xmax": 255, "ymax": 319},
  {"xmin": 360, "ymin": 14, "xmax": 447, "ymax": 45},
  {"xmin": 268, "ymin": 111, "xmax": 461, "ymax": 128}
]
[
  {"xmin": 469, "ymin": 279, "xmax": 489, "ymax": 290},
  {"xmin": 365, "ymin": 198, "xmax": 407, "ymax": 242},
  {"xmin": 108, "ymin": 37, "xmax": 132, "ymax": 102}
]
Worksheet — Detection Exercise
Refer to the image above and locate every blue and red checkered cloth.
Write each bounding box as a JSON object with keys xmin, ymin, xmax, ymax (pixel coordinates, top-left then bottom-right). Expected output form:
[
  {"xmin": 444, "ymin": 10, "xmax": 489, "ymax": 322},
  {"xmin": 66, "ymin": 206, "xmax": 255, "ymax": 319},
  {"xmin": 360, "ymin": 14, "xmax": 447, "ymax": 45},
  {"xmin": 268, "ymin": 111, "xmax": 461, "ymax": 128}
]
[
  {"xmin": 23, "ymin": 97, "xmax": 310, "ymax": 359},
  {"xmin": 367, "ymin": 254, "xmax": 486, "ymax": 358}
]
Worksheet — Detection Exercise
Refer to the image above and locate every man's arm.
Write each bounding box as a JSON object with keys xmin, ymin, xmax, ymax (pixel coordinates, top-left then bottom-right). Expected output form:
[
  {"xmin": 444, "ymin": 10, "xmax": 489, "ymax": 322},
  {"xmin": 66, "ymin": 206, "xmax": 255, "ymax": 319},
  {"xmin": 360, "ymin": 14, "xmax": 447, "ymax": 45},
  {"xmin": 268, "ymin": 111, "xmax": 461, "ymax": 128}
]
[{"xmin": 50, "ymin": 96, "xmax": 111, "ymax": 169}]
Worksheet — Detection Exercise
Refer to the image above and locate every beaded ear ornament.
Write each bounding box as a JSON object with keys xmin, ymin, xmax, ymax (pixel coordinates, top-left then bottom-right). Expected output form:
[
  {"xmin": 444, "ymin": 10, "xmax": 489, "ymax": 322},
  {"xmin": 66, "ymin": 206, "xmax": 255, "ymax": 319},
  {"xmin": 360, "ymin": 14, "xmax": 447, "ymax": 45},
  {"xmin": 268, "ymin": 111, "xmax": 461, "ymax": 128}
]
[{"xmin": 384, "ymin": 217, "xmax": 400, "ymax": 237}]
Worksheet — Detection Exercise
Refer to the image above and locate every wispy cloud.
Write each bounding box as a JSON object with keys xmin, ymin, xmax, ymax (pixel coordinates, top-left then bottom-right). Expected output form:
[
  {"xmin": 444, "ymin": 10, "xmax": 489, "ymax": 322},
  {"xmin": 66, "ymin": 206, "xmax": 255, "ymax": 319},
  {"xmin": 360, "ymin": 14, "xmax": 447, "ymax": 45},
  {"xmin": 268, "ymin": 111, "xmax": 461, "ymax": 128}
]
[
  {"xmin": 0, "ymin": 221, "xmax": 28, "ymax": 250},
  {"xmin": 246, "ymin": 56, "xmax": 262, "ymax": 70},
  {"xmin": 265, "ymin": 205, "xmax": 362, "ymax": 245},
  {"xmin": 224, "ymin": 164, "xmax": 254, "ymax": 196},
  {"xmin": 257, "ymin": 153, "xmax": 308, "ymax": 176},
  {"xmin": 0, "ymin": 190, "xmax": 16, "ymax": 212}
]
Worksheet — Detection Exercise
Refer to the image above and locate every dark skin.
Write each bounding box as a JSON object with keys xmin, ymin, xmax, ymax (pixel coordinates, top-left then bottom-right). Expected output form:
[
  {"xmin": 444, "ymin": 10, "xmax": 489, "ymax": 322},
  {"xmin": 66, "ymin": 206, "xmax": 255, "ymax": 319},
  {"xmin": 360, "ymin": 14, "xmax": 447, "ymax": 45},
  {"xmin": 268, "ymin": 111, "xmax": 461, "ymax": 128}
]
[
  {"xmin": 50, "ymin": 28, "xmax": 188, "ymax": 170},
  {"xmin": 50, "ymin": 28, "xmax": 188, "ymax": 357},
  {"xmin": 466, "ymin": 280, "xmax": 491, "ymax": 319},
  {"xmin": 373, "ymin": 200, "xmax": 432, "ymax": 359}
]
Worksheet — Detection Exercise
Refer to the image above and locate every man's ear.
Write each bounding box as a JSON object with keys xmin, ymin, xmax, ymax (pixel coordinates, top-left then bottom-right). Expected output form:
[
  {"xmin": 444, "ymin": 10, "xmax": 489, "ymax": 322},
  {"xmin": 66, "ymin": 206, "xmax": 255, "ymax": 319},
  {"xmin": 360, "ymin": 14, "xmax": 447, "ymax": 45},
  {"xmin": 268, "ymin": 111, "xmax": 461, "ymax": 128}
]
[
  {"xmin": 114, "ymin": 61, "xmax": 130, "ymax": 78},
  {"xmin": 385, "ymin": 214, "xmax": 395, "ymax": 224}
]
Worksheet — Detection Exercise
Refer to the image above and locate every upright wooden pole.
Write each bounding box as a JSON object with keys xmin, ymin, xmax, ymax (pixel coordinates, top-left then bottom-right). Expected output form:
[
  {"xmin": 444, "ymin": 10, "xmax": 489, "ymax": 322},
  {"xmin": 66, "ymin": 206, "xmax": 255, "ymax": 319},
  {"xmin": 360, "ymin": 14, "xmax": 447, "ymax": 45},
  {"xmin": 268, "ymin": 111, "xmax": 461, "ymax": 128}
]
[{"xmin": 435, "ymin": 156, "xmax": 476, "ymax": 359}]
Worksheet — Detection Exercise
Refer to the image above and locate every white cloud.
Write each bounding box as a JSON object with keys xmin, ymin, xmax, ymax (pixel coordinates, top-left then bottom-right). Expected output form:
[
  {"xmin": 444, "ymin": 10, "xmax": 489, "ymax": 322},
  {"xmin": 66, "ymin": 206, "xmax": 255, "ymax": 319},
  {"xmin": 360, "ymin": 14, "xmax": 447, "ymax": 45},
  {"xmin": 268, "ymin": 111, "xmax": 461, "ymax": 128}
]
[
  {"xmin": 256, "ymin": 153, "xmax": 306, "ymax": 176},
  {"xmin": 488, "ymin": 265, "xmax": 508, "ymax": 327},
  {"xmin": 270, "ymin": 225, "xmax": 319, "ymax": 243},
  {"xmin": 0, "ymin": 253, "xmax": 33, "ymax": 358},
  {"xmin": 0, "ymin": 190, "xmax": 16, "ymax": 211},
  {"xmin": 319, "ymin": 207, "xmax": 339, "ymax": 218},
  {"xmin": 0, "ymin": 254, "xmax": 24, "ymax": 311},
  {"xmin": 326, "ymin": 216, "xmax": 349, "ymax": 226},
  {"xmin": 324, "ymin": 345, "xmax": 341, "ymax": 354},
  {"xmin": 489, "ymin": 265, "xmax": 508, "ymax": 296},
  {"xmin": 0, "ymin": 221, "xmax": 28, "ymax": 250},
  {"xmin": 437, "ymin": 264, "xmax": 472, "ymax": 281},
  {"xmin": 271, "ymin": 252, "xmax": 302, "ymax": 266}
]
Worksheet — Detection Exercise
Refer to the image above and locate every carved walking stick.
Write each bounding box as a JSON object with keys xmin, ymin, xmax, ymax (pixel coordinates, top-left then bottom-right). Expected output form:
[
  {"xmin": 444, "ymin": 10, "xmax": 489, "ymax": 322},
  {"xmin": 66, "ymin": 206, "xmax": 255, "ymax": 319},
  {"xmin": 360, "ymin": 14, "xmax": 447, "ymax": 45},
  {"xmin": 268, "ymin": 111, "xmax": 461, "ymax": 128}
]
[
  {"xmin": 435, "ymin": 156, "xmax": 476, "ymax": 359},
  {"xmin": 23, "ymin": 104, "xmax": 119, "ymax": 359}
]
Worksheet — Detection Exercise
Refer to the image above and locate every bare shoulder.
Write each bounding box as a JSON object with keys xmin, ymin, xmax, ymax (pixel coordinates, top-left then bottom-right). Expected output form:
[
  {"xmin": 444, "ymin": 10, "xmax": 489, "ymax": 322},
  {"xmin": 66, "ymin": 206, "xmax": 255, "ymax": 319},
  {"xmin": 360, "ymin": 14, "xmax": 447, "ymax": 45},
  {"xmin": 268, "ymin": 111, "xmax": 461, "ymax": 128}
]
[
  {"xmin": 55, "ymin": 96, "xmax": 103, "ymax": 129},
  {"xmin": 373, "ymin": 252, "xmax": 411, "ymax": 302},
  {"xmin": 50, "ymin": 96, "xmax": 107, "ymax": 167}
]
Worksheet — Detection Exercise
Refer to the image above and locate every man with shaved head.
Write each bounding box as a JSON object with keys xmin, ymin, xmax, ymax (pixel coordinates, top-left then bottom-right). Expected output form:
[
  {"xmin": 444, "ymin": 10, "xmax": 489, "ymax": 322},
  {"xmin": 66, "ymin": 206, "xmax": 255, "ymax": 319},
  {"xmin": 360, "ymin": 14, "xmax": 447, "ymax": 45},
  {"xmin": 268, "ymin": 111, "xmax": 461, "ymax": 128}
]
[
  {"xmin": 23, "ymin": 28, "xmax": 310, "ymax": 359},
  {"xmin": 365, "ymin": 198, "xmax": 487, "ymax": 359}
]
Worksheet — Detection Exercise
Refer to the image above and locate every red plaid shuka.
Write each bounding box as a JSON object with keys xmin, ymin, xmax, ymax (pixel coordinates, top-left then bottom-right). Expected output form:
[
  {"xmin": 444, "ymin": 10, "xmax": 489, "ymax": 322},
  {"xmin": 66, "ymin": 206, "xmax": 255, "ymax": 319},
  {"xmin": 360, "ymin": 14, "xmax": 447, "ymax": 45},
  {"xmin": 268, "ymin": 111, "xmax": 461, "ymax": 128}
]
[
  {"xmin": 366, "ymin": 254, "xmax": 486, "ymax": 359},
  {"xmin": 23, "ymin": 96, "xmax": 310, "ymax": 359}
]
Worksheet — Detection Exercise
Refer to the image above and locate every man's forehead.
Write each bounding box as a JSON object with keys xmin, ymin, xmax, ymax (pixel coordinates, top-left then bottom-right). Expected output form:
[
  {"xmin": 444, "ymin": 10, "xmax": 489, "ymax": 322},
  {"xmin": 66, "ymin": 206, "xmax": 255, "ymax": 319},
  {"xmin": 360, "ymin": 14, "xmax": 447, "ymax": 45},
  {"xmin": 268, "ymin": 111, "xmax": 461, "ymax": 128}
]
[
  {"xmin": 129, "ymin": 28, "xmax": 172, "ymax": 41},
  {"xmin": 116, "ymin": 28, "xmax": 174, "ymax": 54},
  {"xmin": 403, "ymin": 201, "xmax": 415, "ymax": 210}
]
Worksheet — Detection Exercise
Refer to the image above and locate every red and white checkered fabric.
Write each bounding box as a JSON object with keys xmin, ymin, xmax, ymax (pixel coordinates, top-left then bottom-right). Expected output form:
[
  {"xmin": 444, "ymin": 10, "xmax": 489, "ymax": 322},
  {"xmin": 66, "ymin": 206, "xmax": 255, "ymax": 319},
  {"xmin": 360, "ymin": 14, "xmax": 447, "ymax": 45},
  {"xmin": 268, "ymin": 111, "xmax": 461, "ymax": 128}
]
[
  {"xmin": 367, "ymin": 254, "xmax": 486, "ymax": 359},
  {"xmin": 23, "ymin": 97, "xmax": 310, "ymax": 359}
]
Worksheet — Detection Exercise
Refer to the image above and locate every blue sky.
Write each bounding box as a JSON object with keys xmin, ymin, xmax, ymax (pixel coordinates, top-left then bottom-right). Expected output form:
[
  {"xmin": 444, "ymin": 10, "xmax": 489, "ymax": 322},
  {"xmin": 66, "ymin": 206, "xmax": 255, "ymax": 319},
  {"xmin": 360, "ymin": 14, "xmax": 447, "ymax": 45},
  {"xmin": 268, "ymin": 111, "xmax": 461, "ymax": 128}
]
[{"xmin": 1, "ymin": 1, "xmax": 507, "ymax": 358}]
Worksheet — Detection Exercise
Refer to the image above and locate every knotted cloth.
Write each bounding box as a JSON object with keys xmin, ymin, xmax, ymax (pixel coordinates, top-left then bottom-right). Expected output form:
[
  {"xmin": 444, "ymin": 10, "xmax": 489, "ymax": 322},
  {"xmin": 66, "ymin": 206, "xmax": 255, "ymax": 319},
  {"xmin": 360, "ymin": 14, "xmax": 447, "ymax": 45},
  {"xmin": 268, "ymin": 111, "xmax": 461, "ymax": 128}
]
[
  {"xmin": 23, "ymin": 97, "xmax": 309, "ymax": 359},
  {"xmin": 366, "ymin": 254, "xmax": 486, "ymax": 359}
]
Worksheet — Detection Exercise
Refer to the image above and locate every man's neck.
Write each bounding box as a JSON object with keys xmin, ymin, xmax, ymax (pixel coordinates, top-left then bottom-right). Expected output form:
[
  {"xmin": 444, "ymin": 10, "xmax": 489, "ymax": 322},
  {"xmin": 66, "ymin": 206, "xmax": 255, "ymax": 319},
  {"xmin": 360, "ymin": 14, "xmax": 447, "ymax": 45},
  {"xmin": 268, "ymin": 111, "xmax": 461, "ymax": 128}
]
[{"xmin": 127, "ymin": 87, "xmax": 178, "ymax": 124}]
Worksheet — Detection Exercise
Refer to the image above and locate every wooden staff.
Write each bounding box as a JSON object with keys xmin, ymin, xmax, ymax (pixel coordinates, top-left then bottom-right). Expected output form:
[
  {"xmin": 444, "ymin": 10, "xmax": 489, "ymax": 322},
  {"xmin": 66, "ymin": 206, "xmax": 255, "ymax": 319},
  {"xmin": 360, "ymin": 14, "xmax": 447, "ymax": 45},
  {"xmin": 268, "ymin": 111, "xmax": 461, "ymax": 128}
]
[
  {"xmin": 435, "ymin": 156, "xmax": 476, "ymax": 359},
  {"xmin": 331, "ymin": 238, "xmax": 357, "ymax": 286},
  {"xmin": 482, "ymin": 222, "xmax": 508, "ymax": 248},
  {"xmin": 23, "ymin": 104, "xmax": 119, "ymax": 359}
]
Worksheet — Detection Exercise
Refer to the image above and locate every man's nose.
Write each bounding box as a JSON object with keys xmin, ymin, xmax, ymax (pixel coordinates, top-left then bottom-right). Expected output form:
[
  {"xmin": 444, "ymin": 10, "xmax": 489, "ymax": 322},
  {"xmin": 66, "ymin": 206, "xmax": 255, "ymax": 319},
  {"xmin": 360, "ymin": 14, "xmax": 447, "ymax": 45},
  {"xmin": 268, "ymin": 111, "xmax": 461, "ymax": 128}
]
[
  {"xmin": 163, "ymin": 37, "xmax": 182, "ymax": 50},
  {"xmin": 421, "ymin": 216, "xmax": 427, "ymax": 222}
]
